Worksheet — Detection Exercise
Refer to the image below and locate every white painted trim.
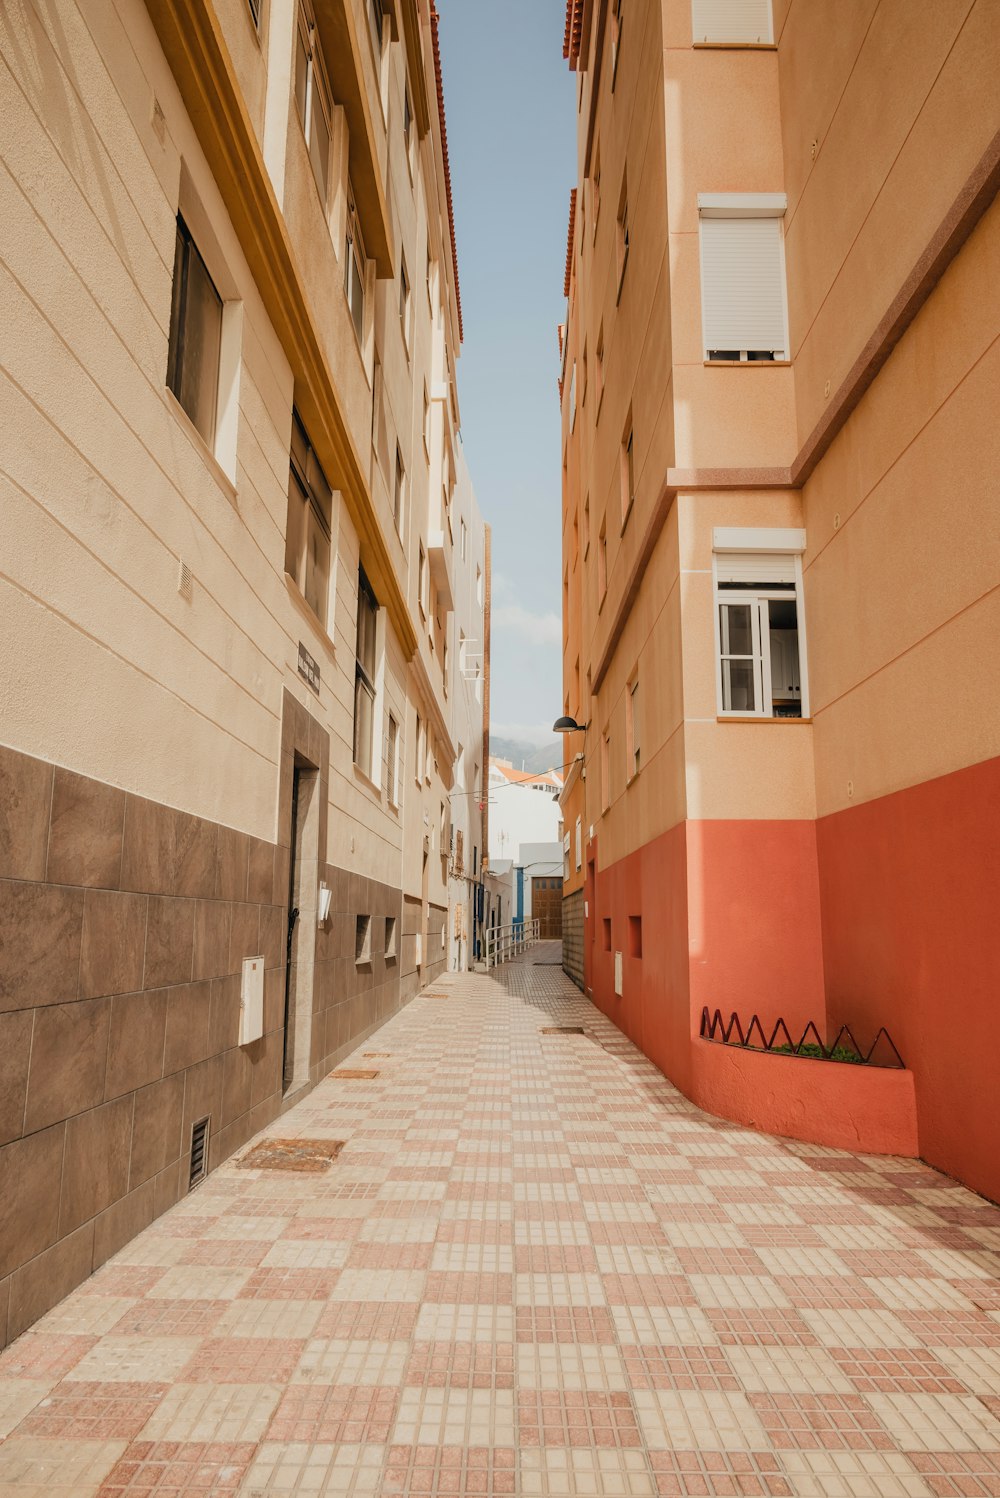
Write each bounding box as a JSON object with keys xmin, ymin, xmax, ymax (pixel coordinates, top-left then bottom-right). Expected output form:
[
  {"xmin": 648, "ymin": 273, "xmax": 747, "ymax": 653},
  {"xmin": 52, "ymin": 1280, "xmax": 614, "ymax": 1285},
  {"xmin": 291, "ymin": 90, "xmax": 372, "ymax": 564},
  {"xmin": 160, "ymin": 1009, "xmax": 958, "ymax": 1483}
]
[
  {"xmin": 698, "ymin": 192, "xmax": 787, "ymax": 218},
  {"xmin": 713, "ymin": 526, "xmax": 805, "ymax": 553}
]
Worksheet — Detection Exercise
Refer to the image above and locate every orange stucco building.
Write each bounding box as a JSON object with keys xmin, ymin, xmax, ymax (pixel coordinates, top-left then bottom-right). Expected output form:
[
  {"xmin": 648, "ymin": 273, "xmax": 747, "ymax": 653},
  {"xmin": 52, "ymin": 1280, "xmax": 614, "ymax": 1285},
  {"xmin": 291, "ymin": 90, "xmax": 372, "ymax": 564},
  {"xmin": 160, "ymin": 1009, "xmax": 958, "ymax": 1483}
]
[{"xmin": 559, "ymin": 0, "xmax": 1000, "ymax": 1200}]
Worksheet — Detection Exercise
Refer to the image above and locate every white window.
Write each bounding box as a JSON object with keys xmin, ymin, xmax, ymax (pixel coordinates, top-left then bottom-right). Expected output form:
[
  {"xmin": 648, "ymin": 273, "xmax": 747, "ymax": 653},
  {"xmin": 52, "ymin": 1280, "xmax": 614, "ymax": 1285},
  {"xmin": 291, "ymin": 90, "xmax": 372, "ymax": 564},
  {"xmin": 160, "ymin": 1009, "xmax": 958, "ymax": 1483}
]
[
  {"xmin": 699, "ymin": 194, "xmax": 788, "ymax": 361},
  {"xmin": 294, "ymin": 0, "xmax": 333, "ymax": 201},
  {"xmin": 354, "ymin": 569, "xmax": 379, "ymax": 776},
  {"xmin": 286, "ymin": 410, "xmax": 333, "ymax": 624},
  {"xmin": 713, "ymin": 530, "xmax": 808, "ymax": 719},
  {"xmin": 344, "ymin": 193, "xmax": 367, "ymax": 344},
  {"xmin": 386, "ymin": 714, "xmax": 399, "ymax": 806},
  {"xmin": 692, "ymin": 0, "xmax": 773, "ymax": 45}
]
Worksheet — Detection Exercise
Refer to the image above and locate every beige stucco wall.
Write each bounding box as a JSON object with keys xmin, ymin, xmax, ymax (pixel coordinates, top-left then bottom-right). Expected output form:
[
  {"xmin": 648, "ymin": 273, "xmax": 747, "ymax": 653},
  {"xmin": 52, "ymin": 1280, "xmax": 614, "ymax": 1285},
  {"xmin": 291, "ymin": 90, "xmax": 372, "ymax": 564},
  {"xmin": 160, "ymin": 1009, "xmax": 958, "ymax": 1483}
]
[{"xmin": 0, "ymin": 0, "xmax": 464, "ymax": 901}]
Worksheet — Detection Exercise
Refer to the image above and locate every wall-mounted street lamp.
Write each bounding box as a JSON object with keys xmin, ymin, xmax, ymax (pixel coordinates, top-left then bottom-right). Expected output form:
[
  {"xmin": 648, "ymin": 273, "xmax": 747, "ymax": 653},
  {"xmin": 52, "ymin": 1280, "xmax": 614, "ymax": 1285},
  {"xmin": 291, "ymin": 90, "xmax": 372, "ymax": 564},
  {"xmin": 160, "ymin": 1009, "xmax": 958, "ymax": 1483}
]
[{"xmin": 552, "ymin": 716, "xmax": 588, "ymax": 733}]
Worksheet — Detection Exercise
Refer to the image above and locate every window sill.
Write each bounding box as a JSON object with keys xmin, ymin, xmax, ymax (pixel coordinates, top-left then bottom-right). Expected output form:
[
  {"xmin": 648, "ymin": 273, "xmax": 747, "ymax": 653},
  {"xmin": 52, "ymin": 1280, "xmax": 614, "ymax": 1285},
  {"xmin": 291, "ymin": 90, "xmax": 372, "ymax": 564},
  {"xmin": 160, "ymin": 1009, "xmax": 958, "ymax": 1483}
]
[
  {"xmin": 283, "ymin": 573, "xmax": 335, "ymax": 657},
  {"xmin": 164, "ymin": 389, "xmax": 238, "ymax": 505},
  {"xmin": 703, "ymin": 359, "xmax": 791, "ymax": 367},
  {"xmin": 353, "ymin": 763, "xmax": 383, "ymax": 798},
  {"xmin": 692, "ymin": 40, "xmax": 777, "ymax": 49},
  {"xmin": 716, "ymin": 715, "xmax": 812, "ymax": 724}
]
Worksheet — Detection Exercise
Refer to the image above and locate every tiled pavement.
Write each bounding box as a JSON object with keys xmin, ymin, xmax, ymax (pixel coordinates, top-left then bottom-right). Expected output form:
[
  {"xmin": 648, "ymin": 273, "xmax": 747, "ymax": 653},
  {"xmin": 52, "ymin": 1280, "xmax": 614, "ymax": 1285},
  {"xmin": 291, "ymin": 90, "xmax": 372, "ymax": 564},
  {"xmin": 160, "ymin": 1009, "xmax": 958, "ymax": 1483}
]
[{"xmin": 2, "ymin": 948, "xmax": 1000, "ymax": 1497}]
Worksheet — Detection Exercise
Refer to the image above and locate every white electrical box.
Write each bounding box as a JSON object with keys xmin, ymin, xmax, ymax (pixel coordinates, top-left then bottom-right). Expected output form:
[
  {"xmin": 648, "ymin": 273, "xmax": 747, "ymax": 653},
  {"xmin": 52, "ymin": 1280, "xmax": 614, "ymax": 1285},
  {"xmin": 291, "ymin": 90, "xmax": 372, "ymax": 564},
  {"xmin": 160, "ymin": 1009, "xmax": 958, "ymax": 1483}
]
[
  {"xmin": 240, "ymin": 955, "xmax": 265, "ymax": 1045},
  {"xmin": 614, "ymin": 951, "xmax": 623, "ymax": 997}
]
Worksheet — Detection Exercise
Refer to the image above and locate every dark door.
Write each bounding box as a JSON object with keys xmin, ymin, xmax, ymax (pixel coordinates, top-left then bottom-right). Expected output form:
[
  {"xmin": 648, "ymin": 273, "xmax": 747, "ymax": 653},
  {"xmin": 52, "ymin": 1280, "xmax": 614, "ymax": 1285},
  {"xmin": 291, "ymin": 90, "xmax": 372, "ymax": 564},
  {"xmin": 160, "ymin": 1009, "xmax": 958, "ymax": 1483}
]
[
  {"xmin": 282, "ymin": 767, "xmax": 301, "ymax": 1092},
  {"xmin": 532, "ymin": 877, "xmax": 564, "ymax": 940}
]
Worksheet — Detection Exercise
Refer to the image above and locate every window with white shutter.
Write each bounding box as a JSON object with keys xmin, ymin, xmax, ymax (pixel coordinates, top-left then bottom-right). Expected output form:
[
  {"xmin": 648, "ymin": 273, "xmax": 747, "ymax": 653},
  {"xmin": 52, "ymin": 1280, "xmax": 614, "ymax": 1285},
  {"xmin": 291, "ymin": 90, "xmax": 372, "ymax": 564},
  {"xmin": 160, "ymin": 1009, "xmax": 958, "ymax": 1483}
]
[
  {"xmin": 712, "ymin": 530, "xmax": 808, "ymax": 719},
  {"xmin": 692, "ymin": 0, "xmax": 772, "ymax": 44},
  {"xmin": 699, "ymin": 196, "xmax": 788, "ymax": 361}
]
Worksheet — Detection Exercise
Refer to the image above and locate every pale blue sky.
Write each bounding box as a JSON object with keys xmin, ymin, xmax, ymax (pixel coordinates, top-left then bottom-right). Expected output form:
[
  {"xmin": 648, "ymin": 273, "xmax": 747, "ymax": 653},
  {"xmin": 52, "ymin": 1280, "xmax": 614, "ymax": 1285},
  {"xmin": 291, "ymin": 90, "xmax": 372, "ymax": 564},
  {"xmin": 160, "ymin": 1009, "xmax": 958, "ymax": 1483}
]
[{"xmin": 439, "ymin": 0, "xmax": 576, "ymax": 746}]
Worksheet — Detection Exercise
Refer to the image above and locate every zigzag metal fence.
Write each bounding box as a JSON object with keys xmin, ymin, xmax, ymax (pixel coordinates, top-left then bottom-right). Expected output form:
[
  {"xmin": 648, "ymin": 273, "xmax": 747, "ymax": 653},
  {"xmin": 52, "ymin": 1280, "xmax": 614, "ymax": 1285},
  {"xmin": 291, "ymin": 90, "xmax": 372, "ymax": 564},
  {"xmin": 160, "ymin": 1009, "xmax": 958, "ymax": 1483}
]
[{"xmin": 699, "ymin": 1008, "xmax": 905, "ymax": 1069}]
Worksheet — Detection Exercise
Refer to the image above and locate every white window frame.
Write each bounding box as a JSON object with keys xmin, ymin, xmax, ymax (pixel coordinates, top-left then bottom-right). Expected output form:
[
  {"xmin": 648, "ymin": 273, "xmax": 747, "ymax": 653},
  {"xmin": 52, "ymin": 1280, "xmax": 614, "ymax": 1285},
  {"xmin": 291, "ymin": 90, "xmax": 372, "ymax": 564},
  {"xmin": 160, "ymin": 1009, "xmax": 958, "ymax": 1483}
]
[
  {"xmin": 344, "ymin": 191, "xmax": 367, "ymax": 347},
  {"xmin": 294, "ymin": 0, "xmax": 334, "ymax": 204},
  {"xmin": 711, "ymin": 529, "xmax": 810, "ymax": 720},
  {"xmin": 698, "ymin": 194, "xmax": 788, "ymax": 362}
]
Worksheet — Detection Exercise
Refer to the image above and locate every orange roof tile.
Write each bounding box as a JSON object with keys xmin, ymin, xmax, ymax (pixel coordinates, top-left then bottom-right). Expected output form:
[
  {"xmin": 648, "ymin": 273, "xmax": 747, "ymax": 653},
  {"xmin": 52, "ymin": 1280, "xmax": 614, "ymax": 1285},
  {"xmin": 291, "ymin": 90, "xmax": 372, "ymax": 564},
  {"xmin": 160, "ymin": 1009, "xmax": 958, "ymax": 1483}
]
[
  {"xmin": 563, "ymin": 0, "xmax": 585, "ymax": 66},
  {"xmin": 563, "ymin": 188, "xmax": 577, "ymax": 299},
  {"xmin": 430, "ymin": 5, "xmax": 463, "ymax": 344}
]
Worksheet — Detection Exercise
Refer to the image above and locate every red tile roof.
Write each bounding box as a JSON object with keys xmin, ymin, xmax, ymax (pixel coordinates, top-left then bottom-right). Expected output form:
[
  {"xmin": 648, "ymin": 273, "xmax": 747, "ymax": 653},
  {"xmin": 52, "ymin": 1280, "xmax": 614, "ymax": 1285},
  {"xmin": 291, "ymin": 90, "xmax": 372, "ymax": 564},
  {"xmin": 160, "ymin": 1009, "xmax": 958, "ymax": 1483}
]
[
  {"xmin": 563, "ymin": 188, "xmax": 577, "ymax": 299},
  {"xmin": 563, "ymin": 0, "xmax": 585, "ymax": 66},
  {"xmin": 430, "ymin": 4, "xmax": 463, "ymax": 343}
]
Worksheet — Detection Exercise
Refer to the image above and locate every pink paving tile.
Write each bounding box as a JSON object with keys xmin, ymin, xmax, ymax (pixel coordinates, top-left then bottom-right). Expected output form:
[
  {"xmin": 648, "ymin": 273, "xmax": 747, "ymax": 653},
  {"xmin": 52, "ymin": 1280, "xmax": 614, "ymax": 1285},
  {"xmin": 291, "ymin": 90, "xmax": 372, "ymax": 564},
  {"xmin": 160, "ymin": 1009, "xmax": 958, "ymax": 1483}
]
[
  {"xmin": 622, "ymin": 1344, "xmax": 741, "ymax": 1392},
  {"xmin": 267, "ymin": 1383, "xmax": 399, "ymax": 1442},
  {"xmin": 830, "ymin": 1345, "xmax": 970, "ymax": 1395},
  {"xmin": 517, "ymin": 1388, "xmax": 644, "ymax": 1448},
  {"xmin": 907, "ymin": 1450, "xmax": 1000, "ymax": 1498},
  {"xmin": 383, "ymin": 1444, "xmax": 516, "ymax": 1497},
  {"xmin": 514, "ymin": 1245, "xmax": 599, "ymax": 1273},
  {"xmin": 0, "ymin": 1332, "xmax": 98, "ymax": 1378},
  {"xmin": 109, "ymin": 1301, "xmax": 229, "ymax": 1338},
  {"xmin": 236, "ymin": 1267, "xmax": 341, "ymax": 1300},
  {"xmin": 312, "ymin": 1300, "xmax": 420, "ymax": 1340},
  {"xmin": 698, "ymin": 1307, "xmax": 814, "ymax": 1349},
  {"xmin": 178, "ymin": 1337, "xmax": 306, "ymax": 1384},
  {"xmin": 748, "ymin": 1392, "xmax": 896, "ymax": 1450},
  {"xmin": 404, "ymin": 1340, "xmax": 515, "ymax": 1389},
  {"xmin": 515, "ymin": 1306, "xmax": 619, "ymax": 1345},
  {"xmin": 422, "ymin": 1271, "xmax": 514, "ymax": 1304},
  {"xmin": 603, "ymin": 1273, "xmax": 698, "ymax": 1307},
  {"xmin": 81, "ymin": 1266, "xmax": 168, "ymax": 1298},
  {"xmin": 675, "ymin": 1249, "xmax": 770, "ymax": 1277},
  {"xmin": 177, "ymin": 1239, "xmax": 270, "ymax": 1268},
  {"xmin": 771, "ymin": 1274, "xmax": 884, "ymax": 1310},
  {"xmin": 96, "ymin": 1440, "xmax": 256, "ymax": 1495},
  {"xmin": 15, "ymin": 1381, "xmax": 167, "ymax": 1440},
  {"xmin": 647, "ymin": 1448, "xmax": 793, "ymax": 1498},
  {"xmin": 899, "ymin": 1312, "xmax": 1000, "ymax": 1347}
]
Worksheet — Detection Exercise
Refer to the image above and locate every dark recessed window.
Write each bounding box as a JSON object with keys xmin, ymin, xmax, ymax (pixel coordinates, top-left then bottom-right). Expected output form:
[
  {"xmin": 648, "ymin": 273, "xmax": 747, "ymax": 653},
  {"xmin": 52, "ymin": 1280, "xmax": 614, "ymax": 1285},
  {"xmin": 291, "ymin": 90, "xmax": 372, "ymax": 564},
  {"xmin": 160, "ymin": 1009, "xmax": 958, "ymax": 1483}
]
[{"xmin": 167, "ymin": 215, "xmax": 222, "ymax": 449}]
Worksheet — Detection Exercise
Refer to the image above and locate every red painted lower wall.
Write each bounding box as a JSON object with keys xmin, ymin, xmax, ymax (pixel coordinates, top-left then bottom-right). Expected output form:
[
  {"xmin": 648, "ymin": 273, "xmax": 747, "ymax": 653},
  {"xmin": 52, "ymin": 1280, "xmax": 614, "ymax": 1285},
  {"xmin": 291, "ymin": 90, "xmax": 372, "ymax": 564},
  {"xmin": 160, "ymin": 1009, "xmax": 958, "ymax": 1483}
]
[
  {"xmin": 816, "ymin": 754, "xmax": 1000, "ymax": 1205},
  {"xmin": 587, "ymin": 815, "xmax": 919, "ymax": 1163}
]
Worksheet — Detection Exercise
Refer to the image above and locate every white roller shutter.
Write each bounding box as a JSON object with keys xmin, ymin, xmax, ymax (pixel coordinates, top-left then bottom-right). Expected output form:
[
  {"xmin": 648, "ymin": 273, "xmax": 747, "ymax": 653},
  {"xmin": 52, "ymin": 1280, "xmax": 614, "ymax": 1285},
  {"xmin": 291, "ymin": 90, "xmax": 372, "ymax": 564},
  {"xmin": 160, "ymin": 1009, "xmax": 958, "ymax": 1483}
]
[
  {"xmin": 716, "ymin": 552, "xmax": 796, "ymax": 585},
  {"xmin": 699, "ymin": 216, "xmax": 787, "ymax": 357},
  {"xmin": 692, "ymin": 0, "xmax": 773, "ymax": 44}
]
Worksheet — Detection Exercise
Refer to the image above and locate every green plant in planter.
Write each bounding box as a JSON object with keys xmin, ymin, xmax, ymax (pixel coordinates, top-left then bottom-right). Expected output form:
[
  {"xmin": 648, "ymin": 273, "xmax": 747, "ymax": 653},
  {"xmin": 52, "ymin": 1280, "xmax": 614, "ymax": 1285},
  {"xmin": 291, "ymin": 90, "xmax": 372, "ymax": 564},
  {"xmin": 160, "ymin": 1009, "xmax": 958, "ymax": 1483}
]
[{"xmin": 770, "ymin": 1042, "xmax": 865, "ymax": 1064}]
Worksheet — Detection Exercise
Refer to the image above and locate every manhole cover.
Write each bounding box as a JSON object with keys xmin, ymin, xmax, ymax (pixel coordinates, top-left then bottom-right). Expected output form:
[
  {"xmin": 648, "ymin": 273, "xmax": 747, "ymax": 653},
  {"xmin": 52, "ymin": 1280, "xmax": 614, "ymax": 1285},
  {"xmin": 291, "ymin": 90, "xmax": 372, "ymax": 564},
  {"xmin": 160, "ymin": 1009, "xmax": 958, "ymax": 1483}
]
[
  {"xmin": 330, "ymin": 1069, "xmax": 380, "ymax": 1080},
  {"xmin": 238, "ymin": 1138, "xmax": 345, "ymax": 1172},
  {"xmin": 540, "ymin": 1025, "xmax": 587, "ymax": 1035}
]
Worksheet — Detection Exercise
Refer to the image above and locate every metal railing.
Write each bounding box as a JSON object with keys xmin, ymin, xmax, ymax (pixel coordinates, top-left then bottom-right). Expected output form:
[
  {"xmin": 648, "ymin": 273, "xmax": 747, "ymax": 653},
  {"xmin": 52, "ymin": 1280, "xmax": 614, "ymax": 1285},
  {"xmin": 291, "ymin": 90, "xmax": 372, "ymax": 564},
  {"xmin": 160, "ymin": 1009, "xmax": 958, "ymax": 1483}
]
[
  {"xmin": 699, "ymin": 1008, "xmax": 905, "ymax": 1068},
  {"xmin": 485, "ymin": 918, "xmax": 541, "ymax": 970}
]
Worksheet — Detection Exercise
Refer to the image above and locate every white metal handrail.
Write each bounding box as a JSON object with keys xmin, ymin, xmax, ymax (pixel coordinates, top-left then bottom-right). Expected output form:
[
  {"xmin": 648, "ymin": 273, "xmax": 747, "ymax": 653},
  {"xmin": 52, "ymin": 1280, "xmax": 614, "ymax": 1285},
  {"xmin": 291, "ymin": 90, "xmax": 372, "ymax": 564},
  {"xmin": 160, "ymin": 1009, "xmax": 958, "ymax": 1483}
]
[{"xmin": 485, "ymin": 918, "xmax": 541, "ymax": 970}]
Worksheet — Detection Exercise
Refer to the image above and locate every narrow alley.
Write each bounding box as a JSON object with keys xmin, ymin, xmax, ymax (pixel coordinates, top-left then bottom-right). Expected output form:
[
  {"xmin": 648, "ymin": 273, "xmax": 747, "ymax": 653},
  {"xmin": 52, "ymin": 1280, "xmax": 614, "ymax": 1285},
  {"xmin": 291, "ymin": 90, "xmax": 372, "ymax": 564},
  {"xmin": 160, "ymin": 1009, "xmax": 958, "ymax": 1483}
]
[{"xmin": 1, "ymin": 948, "xmax": 999, "ymax": 1498}]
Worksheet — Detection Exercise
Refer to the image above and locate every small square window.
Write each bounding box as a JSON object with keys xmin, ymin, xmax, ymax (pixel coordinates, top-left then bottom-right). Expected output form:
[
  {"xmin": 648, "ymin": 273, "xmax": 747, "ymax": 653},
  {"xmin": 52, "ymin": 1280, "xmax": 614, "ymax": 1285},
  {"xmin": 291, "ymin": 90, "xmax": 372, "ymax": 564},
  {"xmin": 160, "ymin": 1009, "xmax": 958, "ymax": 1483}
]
[
  {"xmin": 385, "ymin": 915, "xmax": 397, "ymax": 960},
  {"xmin": 602, "ymin": 917, "xmax": 612, "ymax": 952},
  {"xmin": 628, "ymin": 915, "xmax": 642, "ymax": 958},
  {"xmin": 616, "ymin": 175, "xmax": 629, "ymax": 298}
]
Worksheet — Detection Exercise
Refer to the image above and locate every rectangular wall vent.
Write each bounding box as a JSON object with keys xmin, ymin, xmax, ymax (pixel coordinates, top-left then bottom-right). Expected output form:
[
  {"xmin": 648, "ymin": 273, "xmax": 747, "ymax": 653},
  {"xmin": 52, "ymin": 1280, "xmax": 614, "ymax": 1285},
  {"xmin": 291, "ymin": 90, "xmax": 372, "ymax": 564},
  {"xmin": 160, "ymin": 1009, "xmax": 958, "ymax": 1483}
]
[
  {"xmin": 178, "ymin": 559, "xmax": 193, "ymax": 600},
  {"xmin": 189, "ymin": 1116, "xmax": 210, "ymax": 1190}
]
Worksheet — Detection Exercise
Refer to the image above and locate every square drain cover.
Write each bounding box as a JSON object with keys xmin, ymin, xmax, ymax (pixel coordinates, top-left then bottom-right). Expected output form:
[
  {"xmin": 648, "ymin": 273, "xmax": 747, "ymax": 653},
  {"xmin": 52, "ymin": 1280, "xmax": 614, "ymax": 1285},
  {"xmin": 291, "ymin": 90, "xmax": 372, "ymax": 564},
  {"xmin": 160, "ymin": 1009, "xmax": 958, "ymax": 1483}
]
[
  {"xmin": 330, "ymin": 1068, "xmax": 381, "ymax": 1080},
  {"xmin": 541, "ymin": 1025, "xmax": 587, "ymax": 1035},
  {"xmin": 238, "ymin": 1138, "xmax": 345, "ymax": 1172}
]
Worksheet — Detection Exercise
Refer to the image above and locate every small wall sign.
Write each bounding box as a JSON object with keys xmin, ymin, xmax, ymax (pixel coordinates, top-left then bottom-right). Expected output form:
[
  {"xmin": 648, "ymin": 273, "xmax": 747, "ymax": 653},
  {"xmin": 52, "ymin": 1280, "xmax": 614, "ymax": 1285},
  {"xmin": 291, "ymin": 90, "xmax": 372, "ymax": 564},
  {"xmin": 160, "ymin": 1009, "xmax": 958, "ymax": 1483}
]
[{"xmin": 297, "ymin": 642, "xmax": 320, "ymax": 693}]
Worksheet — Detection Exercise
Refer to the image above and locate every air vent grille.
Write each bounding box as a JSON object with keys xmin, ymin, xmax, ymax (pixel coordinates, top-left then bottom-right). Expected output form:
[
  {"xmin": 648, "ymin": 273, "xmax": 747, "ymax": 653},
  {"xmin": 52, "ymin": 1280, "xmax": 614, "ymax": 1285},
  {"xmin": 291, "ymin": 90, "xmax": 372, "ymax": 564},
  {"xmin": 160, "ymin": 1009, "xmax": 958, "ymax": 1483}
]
[{"xmin": 189, "ymin": 1116, "xmax": 210, "ymax": 1189}]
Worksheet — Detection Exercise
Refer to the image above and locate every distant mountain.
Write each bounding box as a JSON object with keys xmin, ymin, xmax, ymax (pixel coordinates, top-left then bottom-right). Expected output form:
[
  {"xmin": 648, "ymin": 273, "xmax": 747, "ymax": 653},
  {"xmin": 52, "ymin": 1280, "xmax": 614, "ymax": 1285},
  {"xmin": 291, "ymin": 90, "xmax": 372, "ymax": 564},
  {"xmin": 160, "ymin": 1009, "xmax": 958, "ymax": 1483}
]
[{"xmin": 489, "ymin": 737, "xmax": 565, "ymax": 775}]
